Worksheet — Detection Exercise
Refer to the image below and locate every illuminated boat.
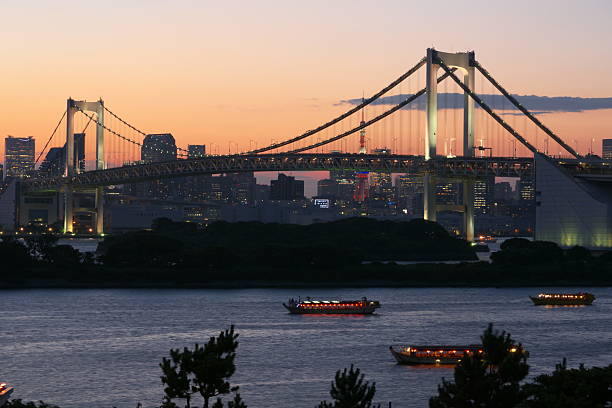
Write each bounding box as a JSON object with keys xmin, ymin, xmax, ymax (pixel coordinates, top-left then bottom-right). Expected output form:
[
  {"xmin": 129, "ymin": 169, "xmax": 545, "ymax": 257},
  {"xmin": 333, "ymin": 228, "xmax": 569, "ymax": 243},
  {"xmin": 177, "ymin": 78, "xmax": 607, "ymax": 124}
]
[
  {"xmin": 283, "ymin": 297, "xmax": 380, "ymax": 314},
  {"xmin": 530, "ymin": 292, "xmax": 595, "ymax": 305},
  {"xmin": 389, "ymin": 345, "xmax": 483, "ymax": 365},
  {"xmin": 0, "ymin": 383, "xmax": 14, "ymax": 407},
  {"xmin": 475, "ymin": 235, "xmax": 497, "ymax": 243}
]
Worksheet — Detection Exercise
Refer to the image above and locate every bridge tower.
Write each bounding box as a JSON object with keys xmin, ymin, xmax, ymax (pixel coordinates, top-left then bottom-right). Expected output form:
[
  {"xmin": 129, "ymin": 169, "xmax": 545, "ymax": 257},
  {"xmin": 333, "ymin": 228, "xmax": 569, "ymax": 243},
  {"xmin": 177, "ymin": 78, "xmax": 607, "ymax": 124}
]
[
  {"xmin": 423, "ymin": 48, "xmax": 476, "ymax": 241},
  {"xmin": 63, "ymin": 98, "xmax": 105, "ymax": 235}
]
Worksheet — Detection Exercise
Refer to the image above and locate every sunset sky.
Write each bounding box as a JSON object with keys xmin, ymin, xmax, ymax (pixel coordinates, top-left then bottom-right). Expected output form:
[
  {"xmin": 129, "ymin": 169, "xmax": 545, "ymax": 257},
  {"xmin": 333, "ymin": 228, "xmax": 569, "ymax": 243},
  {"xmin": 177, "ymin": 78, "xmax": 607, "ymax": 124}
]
[{"xmin": 2, "ymin": 0, "xmax": 612, "ymax": 191}]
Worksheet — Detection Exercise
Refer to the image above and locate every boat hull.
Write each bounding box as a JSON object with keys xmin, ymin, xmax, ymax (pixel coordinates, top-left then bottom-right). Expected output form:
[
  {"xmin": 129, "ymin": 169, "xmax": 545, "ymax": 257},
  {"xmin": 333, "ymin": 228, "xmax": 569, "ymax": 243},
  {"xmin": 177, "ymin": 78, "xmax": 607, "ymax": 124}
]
[
  {"xmin": 0, "ymin": 388, "xmax": 13, "ymax": 407},
  {"xmin": 530, "ymin": 294, "xmax": 595, "ymax": 306},
  {"xmin": 391, "ymin": 349, "xmax": 462, "ymax": 365},
  {"xmin": 283, "ymin": 304, "xmax": 378, "ymax": 314}
]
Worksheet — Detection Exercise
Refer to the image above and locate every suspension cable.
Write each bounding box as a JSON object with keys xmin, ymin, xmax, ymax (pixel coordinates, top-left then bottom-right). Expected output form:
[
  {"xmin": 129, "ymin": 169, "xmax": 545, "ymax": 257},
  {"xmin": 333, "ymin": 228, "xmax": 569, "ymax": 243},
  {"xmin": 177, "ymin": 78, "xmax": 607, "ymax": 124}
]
[
  {"xmin": 437, "ymin": 60, "xmax": 538, "ymax": 155},
  {"xmin": 76, "ymin": 108, "xmax": 188, "ymax": 158},
  {"xmin": 286, "ymin": 69, "xmax": 455, "ymax": 154},
  {"xmin": 247, "ymin": 57, "xmax": 427, "ymax": 154},
  {"xmin": 472, "ymin": 60, "xmax": 580, "ymax": 159},
  {"xmin": 35, "ymin": 110, "xmax": 67, "ymax": 165},
  {"xmin": 103, "ymin": 105, "xmax": 189, "ymax": 154}
]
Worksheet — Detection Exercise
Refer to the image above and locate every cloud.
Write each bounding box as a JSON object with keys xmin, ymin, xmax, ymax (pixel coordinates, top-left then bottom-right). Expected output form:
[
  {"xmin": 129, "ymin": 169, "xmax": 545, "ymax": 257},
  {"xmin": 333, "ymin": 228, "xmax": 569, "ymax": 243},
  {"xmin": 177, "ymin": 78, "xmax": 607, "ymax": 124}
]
[{"xmin": 339, "ymin": 93, "xmax": 612, "ymax": 113}]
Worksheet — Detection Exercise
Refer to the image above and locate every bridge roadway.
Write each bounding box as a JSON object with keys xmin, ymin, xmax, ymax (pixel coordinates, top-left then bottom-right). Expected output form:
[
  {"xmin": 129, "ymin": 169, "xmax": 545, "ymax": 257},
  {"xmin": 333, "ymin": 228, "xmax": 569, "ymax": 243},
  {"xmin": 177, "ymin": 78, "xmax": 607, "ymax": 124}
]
[{"xmin": 21, "ymin": 153, "xmax": 609, "ymax": 192}]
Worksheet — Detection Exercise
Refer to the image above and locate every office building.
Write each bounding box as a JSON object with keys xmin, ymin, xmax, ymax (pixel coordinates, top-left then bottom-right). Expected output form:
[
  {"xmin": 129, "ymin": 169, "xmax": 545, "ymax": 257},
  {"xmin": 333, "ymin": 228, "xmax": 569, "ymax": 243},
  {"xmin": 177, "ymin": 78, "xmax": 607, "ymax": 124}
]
[
  {"xmin": 4, "ymin": 136, "xmax": 35, "ymax": 178},
  {"xmin": 142, "ymin": 133, "xmax": 177, "ymax": 162},
  {"xmin": 395, "ymin": 174, "xmax": 423, "ymax": 215},
  {"xmin": 188, "ymin": 144, "xmax": 206, "ymax": 158},
  {"xmin": 39, "ymin": 133, "xmax": 86, "ymax": 176},
  {"xmin": 473, "ymin": 176, "xmax": 495, "ymax": 215},
  {"xmin": 603, "ymin": 139, "xmax": 612, "ymax": 160},
  {"xmin": 270, "ymin": 174, "xmax": 304, "ymax": 200},
  {"xmin": 317, "ymin": 179, "xmax": 339, "ymax": 198}
]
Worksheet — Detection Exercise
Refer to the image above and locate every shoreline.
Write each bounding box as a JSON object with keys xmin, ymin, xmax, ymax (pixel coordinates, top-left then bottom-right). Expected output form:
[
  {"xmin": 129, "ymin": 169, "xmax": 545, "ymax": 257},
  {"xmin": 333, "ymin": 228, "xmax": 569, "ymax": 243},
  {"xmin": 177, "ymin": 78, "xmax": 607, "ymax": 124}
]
[{"xmin": 2, "ymin": 279, "xmax": 611, "ymax": 289}]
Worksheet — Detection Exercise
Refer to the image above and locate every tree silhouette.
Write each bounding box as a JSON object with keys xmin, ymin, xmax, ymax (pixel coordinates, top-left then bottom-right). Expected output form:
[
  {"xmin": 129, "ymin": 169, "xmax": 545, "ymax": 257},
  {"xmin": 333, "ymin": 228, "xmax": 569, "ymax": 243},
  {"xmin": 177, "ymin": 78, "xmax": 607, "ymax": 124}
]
[
  {"xmin": 430, "ymin": 323, "xmax": 529, "ymax": 408},
  {"xmin": 521, "ymin": 359, "xmax": 612, "ymax": 407},
  {"xmin": 317, "ymin": 365, "xmax": 380, "ymax": 408},
  {"xmin": 160, "ymin": 326, "xmax": 241, "ymax": 408}
]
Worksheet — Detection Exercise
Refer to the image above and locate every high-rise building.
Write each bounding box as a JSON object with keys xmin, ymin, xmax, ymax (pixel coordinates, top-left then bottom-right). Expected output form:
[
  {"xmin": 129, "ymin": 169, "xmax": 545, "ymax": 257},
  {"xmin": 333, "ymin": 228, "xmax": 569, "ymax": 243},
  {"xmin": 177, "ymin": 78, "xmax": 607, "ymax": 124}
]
[
  {"xmin": 330, "ymin": 170, "xmax": 356, "ymax": 202},
  {"xmin": 473, "ymin": 176, "xmax": 495, "ymax": 215},
  {"xmin": 317, "ymin": 179, "xmax": 339, "ymax": 198},
  {"xmin": 38, "ymin": 133, "xmax": 86, "ymax": 176},
  {"xmin": 494, "ymin": 181, "xmax": 514, "ymax": 202},
  {"xmin": 518, "ymin": 178, "xmax": 535, "ymax": 202},
  {"xmin": 270, "ymin": 174, "xmax": 304, "ymax": 200},
  {"xmin": 395, "ymin": 174, "xmax": 423, "ymax": 215},
  {"xmin": 603, "ymin": 139, "xmax": 612, "ymax": 160},
  {"xmin": 142, "ymin": 133, "xmax": 177, "ymax": 162},
  {"xmin": 4, "ymin": 136, "xmax": 35, "ymax": 178},
  {"xmin": 188, "ymin": 144, "xmax": 206, "ymax": 158},
  {"xmin": 436, "ymin": 182, "xmax": 461, "ymax": 205}
]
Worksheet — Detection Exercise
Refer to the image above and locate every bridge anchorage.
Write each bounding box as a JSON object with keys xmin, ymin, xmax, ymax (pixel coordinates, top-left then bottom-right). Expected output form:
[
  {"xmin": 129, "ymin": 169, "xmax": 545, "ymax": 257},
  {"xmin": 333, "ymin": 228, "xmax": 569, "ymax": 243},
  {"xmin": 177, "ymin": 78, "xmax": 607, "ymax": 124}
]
[{"xmin": 5, "ymin": 48, "xmax": 610, "ymax": 246}]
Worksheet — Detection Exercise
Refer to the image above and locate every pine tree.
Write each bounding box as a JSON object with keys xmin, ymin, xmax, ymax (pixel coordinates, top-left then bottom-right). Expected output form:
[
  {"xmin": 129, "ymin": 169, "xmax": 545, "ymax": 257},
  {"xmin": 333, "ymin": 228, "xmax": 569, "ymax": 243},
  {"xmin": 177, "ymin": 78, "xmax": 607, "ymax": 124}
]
[
  {"xmin": 317, "ymin": 365, "xmax": 380, "ymax": 408},
  {"xmin": 160, "ymin": 326, "xmax": 242, "ymax": 408},
  {"xmin": 429, "ymin": 323, "xmax": 529, "ymax": 408}
]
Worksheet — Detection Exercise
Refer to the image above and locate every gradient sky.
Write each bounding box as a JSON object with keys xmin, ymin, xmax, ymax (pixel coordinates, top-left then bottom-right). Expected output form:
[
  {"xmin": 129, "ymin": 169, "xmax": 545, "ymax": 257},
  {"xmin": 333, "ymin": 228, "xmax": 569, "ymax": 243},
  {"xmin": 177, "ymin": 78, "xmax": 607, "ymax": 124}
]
[{"xmin": 2, "ymin": 0, "xmax": 612, "ymax": 174}]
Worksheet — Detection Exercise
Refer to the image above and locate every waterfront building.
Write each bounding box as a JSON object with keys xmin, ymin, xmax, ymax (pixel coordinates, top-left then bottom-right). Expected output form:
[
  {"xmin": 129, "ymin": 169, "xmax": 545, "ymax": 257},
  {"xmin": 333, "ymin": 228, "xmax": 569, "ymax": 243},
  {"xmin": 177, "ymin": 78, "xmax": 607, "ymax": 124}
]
[
  {"xmin": 395, "ymin": 174, "xmax": 423, "ymax": 215},
  {"xmin": 142, "ymin": 133, "xmax": 177, "ymax": 162},
  {"xmin": 4, "ymin": 136, "xmax": 35, "ymax": 178},
  {"xmin": 317, "ymin": 178, "xmax": 339, "ymax": 198},
  {"xmin": 473, "ymin": 176, "xmax": 495, "ymax": 215},
  {"xmin": 270, "ymin": 173, "xmax": 304, "ymax": 201},
  {"xmin": 603, "ymin": 139, "xmax": 612, "ymax": 160},
  {"xmin": 188, "ymin": 144, "xmax": 206, "ymax": 158},
  {"xmin": 39, "ymin": 133, "xmax": 86, "ymax": 176}
]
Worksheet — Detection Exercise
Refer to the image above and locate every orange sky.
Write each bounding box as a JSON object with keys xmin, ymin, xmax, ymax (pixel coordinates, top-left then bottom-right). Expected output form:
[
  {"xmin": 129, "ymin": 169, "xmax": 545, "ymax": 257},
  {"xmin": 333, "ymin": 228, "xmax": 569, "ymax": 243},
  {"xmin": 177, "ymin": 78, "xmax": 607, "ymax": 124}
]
[{"xmin": 2, "ymin": 1, "xmax": 612, "ymax": 164}]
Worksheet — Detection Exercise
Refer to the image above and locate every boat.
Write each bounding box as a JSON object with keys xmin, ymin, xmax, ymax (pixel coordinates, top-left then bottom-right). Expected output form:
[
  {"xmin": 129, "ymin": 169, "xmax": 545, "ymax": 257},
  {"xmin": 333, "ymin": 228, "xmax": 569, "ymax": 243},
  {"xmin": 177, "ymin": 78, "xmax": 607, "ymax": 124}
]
[
  {"xmin": 389, "ymin": 345, "xmax": 483, "ymax": 365},
  {"xmin": 0, "ymin": 383, "xmax": 14, "ymax": 407},
  {"xmin": 475, "ymin": 235, "xmax": 497, "ymax": 243},
  {"xmin": 529, "ymin": 292, "xmax": 595, "ymax": 306},
  {"xmin": 283, "ymin": 297, "xmax": 380, "ymax": 314}
]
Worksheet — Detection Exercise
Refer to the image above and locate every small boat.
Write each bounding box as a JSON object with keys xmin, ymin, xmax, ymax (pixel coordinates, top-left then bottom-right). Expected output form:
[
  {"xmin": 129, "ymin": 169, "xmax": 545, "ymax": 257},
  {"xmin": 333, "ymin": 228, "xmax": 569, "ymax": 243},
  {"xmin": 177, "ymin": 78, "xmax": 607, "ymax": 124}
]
[
  {"xmin": 389, "ymin": 345, "xmax": 483, "ymax": 365},
  {"xmin": 0, "ymin": 383, "xmax": 14, "ymax": 407},
  {"xmin": 283, "ymin": 297, "xmax": 380, "ymax": 314},
  {"xmin": 530, "ymin": 292, "xmax": 595, "ymax": 306},
  {"xmin": 475, "ymin": 235, "xmax": 497, "ymax": 243}
]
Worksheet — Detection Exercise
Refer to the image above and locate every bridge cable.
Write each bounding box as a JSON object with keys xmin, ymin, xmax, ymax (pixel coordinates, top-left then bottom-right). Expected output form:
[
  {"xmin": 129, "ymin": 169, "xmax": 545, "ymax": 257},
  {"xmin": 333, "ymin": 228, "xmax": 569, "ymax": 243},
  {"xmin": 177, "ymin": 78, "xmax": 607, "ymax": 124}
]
[
  {"xmin": 35, "ymin": 110, "xmax": 67, "ymax": 165},
  {"xmin": 472, "ymin": 60, "xmax": 580, "ymax": 159},
  {"xmin": 102, "ymin": 105, "xmax": 190, "ymax": 154},
  {"xmin": 247, "ymin": 57, "xmax": 427, "ymax": 154},
  {"xmin": 437, "ymin": 61, "xmax": 538, "ymax": 155},
  {"xmin": 285, "ymin": 69, "xmax": 455, "ymax": 154},
  {"xmin": 76, "ymin": 108, "xmax": 188, "ymax": 159}
]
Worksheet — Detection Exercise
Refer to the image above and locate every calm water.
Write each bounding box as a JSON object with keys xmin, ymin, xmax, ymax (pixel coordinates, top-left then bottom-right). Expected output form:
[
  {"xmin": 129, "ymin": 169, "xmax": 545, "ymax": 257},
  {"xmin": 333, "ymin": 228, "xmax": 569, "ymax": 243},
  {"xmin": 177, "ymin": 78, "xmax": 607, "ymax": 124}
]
[{"xmin": 1, "ymin": 288, "xmax": 611, "ymax": 408}]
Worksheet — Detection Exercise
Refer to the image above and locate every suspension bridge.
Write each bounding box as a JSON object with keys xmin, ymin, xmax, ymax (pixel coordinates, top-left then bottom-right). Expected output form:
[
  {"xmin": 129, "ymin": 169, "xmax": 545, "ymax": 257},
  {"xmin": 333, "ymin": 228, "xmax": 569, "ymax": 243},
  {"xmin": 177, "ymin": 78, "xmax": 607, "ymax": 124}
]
[{"xmin": 5, "ymin": 48, "xmax": 612, "ymax": 245}]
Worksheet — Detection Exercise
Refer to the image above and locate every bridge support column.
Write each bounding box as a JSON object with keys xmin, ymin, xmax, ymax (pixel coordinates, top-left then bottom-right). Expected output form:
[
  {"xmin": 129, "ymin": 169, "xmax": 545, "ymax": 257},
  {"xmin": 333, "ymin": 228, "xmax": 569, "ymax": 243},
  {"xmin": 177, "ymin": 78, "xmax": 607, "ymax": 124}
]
[
  {"xmin": 463, "ymin": 179, "xmax": 475, "ymax": 242},
  {"xmin": 463, "ymin": 62, "xmax": 475, "ymax": 157},
  {"xmin": 95, "ymin": 186, "xmax": 104, "ymax": 235},
  {"xmin": 63, "ymin": 186, "xmax": 74, "ymax": 234},
  {"xmin": 423, "ymin": 173, "xmax": 437, "ymax": 222},
  {"xmin": 425, "ymin": 48, "xmax": 438, "ymax": 160}
]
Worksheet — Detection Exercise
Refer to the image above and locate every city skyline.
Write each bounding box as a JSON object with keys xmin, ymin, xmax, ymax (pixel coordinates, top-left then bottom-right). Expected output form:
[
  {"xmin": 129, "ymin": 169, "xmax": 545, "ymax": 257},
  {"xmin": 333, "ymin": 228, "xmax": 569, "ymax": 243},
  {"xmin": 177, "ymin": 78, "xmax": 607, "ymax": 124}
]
[{"xmin": 1, "ymin": 0, "xmax": 612, "ymax": 161}]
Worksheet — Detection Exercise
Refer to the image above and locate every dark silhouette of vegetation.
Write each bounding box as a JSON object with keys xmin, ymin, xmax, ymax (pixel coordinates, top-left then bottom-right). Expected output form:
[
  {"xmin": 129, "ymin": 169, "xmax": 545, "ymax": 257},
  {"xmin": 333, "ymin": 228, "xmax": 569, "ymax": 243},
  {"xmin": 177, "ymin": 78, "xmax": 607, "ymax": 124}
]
[
  {"xmin": 3, "ymin": 219, "xmax": 612, "ymax": 288},
  {"xmin": 430, "ymin": 324, "xmax": 529, "ymax": 408},
  {"xmin": 3, "ymin": 401, "xmax": 60, "ymax": 408},
  {"xmin": 521, "ymin": 359, "xmax": 612, "ymax": 407},
  {"xmin": 317, "ymin": 365, "xmax": 379, "ymax": 408},
  {"xmin": 160, "ymin": 326, "xmax": 243, "ymax": 408}
]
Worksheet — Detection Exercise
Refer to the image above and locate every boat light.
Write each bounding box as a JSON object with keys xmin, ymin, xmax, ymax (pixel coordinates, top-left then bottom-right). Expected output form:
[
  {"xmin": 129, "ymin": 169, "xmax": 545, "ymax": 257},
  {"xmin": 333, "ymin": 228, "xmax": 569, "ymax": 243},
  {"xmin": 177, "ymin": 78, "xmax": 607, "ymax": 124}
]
[{"xmin": 510, "ymin": 347, "xmax": 517, "ymax": 353}]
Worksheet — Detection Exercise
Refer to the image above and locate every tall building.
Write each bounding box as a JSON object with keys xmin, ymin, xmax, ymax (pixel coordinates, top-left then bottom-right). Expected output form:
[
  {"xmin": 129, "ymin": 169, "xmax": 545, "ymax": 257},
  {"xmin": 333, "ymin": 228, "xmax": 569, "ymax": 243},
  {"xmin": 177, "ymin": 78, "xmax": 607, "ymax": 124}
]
[
  {"xmin": 603, "ymin": 139, "xmax": 612, "ymax": 160},
  {"xmin": 395, "ymin": 174, "xmax": 423, "ymax": 215},
  {"xmin": 317, "ymin": 179, "xmax": 339, "ymax": 198},
  {"xmin": 270, "ymin": 174, "xmax": 304, "ymax": 200},
  {"xmin": 473, "ymin": 176, "xmax": 495, "ymax": 215},
  {"xmin": 330, "ymin": 170, "xmax": 356, "ymax": 202},
  {"xmin": 142, "ymin": 133, "xmax": 177, "ymax": 162},
  {"xmin": 188, "ymin": 144, "xmax": 206, "ymax": 158},
  {"xmin": 4, "ymin": 136, "xmax": 35, "ymax": 178},
  {"xmin": 518, "ymin": 178, "xmax": 535, "ymax": 202},
  {"xmin": 38, "ymin": 133, "xmax": 86, "ymax": 176}
]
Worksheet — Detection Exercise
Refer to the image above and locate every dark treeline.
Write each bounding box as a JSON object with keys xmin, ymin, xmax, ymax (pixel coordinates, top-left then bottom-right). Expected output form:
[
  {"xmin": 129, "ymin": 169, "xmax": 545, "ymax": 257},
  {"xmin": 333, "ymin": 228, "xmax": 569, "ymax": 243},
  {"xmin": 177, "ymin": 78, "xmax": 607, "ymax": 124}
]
[{"xmin": 1, "ymin": 219, "xmax": 612, "ymax": 287}]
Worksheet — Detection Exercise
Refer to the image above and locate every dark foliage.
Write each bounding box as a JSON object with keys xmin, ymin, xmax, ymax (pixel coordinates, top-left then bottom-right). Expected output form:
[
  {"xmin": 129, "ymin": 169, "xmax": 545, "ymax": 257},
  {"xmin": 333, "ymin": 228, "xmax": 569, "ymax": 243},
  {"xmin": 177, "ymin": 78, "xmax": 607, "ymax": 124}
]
[
  {"xmin": 160, "ymin": 326, "xmax": 242, "ymax": 408},
  {"xmin": 317, "ymin": 365, "xmax": 380, "ymax": 408},
  {"xmin": 4, "ymin": 400, "xmax": 60, "ymax": 408},
  {"xmin": 430, "ymin": 324, "xmax": 529, "ymax": 408},
  {"xmin": 521, "ymin": 360, "xmax": 612, "ymax": 407},
  {"xmin": 101, "ymin": 231, "xmax": 184, "ymax": 267},
  {"xmin": 0, "ymin": 238, "xmax": 32, "ymax": 269}
]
